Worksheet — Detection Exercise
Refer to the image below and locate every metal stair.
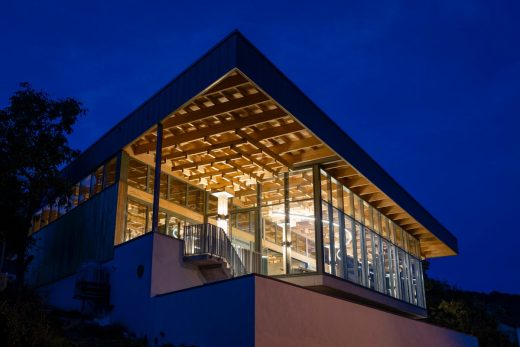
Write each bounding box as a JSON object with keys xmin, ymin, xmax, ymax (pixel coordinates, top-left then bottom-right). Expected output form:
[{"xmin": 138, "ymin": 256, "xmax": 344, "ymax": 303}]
[{"xmin": 183, "ymin": 224, "xmax": 247, "ymax": 282}]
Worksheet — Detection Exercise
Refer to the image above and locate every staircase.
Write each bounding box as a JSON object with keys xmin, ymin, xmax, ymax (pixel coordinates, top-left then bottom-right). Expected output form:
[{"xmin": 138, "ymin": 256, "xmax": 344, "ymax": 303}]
[{"xmin": 183, "ymin": 224, "xmax": 247, "ymax": 282}]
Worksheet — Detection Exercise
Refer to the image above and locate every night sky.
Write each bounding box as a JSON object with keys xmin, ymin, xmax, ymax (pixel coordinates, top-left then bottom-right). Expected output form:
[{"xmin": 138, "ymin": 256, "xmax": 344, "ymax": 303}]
[{"xmin": 1, "ymin": 1, "xmax": 519, "ymax": 294}]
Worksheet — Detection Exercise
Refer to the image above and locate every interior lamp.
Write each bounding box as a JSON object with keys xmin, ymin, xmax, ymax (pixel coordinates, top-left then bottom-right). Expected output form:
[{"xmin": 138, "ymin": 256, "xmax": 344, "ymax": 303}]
[{"xmin": 211, "ymin": 190, "xmax": 234, "ymax": 233}]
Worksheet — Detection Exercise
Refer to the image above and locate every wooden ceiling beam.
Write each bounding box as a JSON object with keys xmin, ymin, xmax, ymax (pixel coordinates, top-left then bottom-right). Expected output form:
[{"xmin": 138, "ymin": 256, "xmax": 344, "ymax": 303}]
[
  {"xmin": 268, "ymin": 137, "xmax": 321, "ymax": 155},
  {"xmin": 248, "ymin": 122, "xmax": 304, "ymax": 141},
  {"xmin": 204, "ymin": 73, "xmax": 249, "ymax": 95},
  {"xmin": 289, "ymin": 147, "xmax": 339, "ymax": 167},
  {"xmin": 236, "ymin": 129, "xmax": 293, "ymax": 168},
  {"xmin": 172, "ymin": 153, "xmax": 242, "ymax": 171},
  {"xmin": 133, "ymin": 108, "xmax": 287, "ymax": 154},
  {"xmin": 328, "ymin": 166, "xmax": 358, "ymax": 178},
  {"xmin": 162, "ymin": 138, "xmax": 246, "ymax": 160},
  {"xmin": 162, "ymin": 92, "xmax": 269, "ymax": 129}
]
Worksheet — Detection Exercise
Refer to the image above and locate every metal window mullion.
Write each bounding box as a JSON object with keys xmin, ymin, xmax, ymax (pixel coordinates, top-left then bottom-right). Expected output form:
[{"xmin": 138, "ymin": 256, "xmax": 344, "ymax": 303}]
[
  {"xmin": 151, "ymin": 123, "xmax": 163, "ymax": 233},
  {"xmin": 312, "ymin": 165, "xmax": 324, "ymax": 274},
  {"xmin": 284, "ymin": 172, "xmax": 291, "ymax": 274}
]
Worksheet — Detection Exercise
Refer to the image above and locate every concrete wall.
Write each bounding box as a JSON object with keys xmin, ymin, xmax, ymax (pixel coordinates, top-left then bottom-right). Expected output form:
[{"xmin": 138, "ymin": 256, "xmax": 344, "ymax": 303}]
[
  {"xmin": 150, "ymin": 233, "xmax": 204, "ymax": 296},
  {"xmin": 254, "ymin": 276, "xmax": 477, "ymax": 347},
  {"xmin": 108, "ymin": 233, "xmax": 154, "ymax": 337},
  {"xmin": 148, "ymin": 276, "xmax": 255, "ymax": 347}
]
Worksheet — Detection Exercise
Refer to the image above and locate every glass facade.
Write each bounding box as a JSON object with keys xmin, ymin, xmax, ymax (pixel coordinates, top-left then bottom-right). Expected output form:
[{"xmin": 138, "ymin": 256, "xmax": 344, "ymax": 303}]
[
  {"xmin": 30, "ymin": 156, "xmax": 118, "ymax": 234},
  {"xmin": 319, "ymin": 170, "xmax": 426, "ymax": 308}
]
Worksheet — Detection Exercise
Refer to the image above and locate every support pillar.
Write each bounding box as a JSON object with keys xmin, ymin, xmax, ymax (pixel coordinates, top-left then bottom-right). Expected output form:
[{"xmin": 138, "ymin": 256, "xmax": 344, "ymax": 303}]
[{"xmin": 151, "ymin": 123, "xmax": 163, "ymax": 233}]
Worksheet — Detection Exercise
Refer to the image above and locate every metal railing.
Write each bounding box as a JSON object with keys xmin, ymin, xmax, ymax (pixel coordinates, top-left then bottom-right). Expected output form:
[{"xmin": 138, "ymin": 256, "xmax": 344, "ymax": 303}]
[{"xmin": 184, "ymin": 224, "xmax": 250, "ymax": 277}]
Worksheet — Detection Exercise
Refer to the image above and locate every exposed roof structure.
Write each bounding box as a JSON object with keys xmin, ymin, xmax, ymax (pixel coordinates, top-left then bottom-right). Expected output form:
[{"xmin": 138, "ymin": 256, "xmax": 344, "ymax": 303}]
[{"xmin": 63, "ymin": 31, "xmax": 457, "ymax": 257}]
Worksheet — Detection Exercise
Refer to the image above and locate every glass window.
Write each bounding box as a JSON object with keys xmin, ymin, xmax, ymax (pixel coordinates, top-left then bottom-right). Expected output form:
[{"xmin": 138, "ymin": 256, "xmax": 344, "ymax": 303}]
[
  {"xmin": 79, "ymin": 175, "xmax": 91, "ymax": 203},
  {"xmin": 48, "ymin": 201, "xmax": 58, "ymax": 223},
  {"xmin": 344, "ymin": 216, "xmax": 356, "ymax": 282},
  {"xmin": 147, "ymin": 209, "xmax": 166, "ymax": 234},
  {"xmin": 331, "ymin": 178, "xmax": 342, "ymax": 209},
  {"xmin": 40, "ymin": 205, "xmax": 50, "ymax": 227},
  {"xmin": 262, "ymin": 204, "xmax": 284, "ymax": 247},
  {"xmin": 231, "ymin": 211, "xmax": 255, "ymax": 234},
  {"xmin": 320, "ymin": 171, "xmax": 330, "ymax": 203},
  {"xmin": 233, "ymin": 183, "xmax": 257, "ymax": 208},
  {"xmin": 125, "ymin": 200, "xmax": 148, "ymax": 241},
  {"xmin": 322, "ymin": 202, "xmax": 332, "ymax": 274},
  {"xmin": 104, "ymin": 157, "xmax": 117, "ymax": 187},
  {"xmin": 147, "ymin": 166, "xmax": 155, "ymax": 194},
  {"xmin": 166, "ymin": 214, "xmax": 190, "ymax": 239},
  {"xmin": 363, "ymin": 201, "xmax": 373, "ymax": 230},
  {"xmin": 69, "ymin": 183, "xmax": 79, "ymax": 210},
  {"xmin": 355, "ymin": 223, "xmax": 365, "ymax": 285},
  {"xmin": 353, "ymin": 196, "xmax": 363, "ymax": 223},
  {"xmin": 186, "ymin": 186, "xmax": 204, "ymax": 213},
  {"xmin": 262, "ymin": 175, "xmax": 284, "ymax": 206},
  {"xmin": 365, "ymin": 229, "xmax": 375, "ymax": 290},
  {"xmin": 288, "ymin": 169, "xmax": 313, "ymax": 202},
  {"xmin": 381, "ymin": 216, "xmax": 389, "ymax": 240},
  {"xmin": 395, "ymin": 225, "xmax": 404, "ymax": 249},
  {"xmin": 342, "ymin": 187, "xmax": 353, "ymax": 217},
  {"xmin": 289, "ymin": 199, "xmax": 315, "ymax": 272},
  {"xmin": 372, "ymin": 209, "xmax": 381, "ymax": 234},
  {"xmin": 128, "ymin": 158, "xmax": 148, "ymax": 192},
  {"xmin": 159, "ymin": 173, "xmax": 168, "ymax": 200},
  {"xmin": 91, "ymin": 165, "xmax": 104, "ymax": 195},
  {"xmin": 32, "ymin": 210, "xmax": 42, "ymax": 233},
  {"xmin": 168, "ymin": 177, "xmax": 187, "ymax": 206},
  {"xmin": 263, "ymin": 249, "xmax": 284, "ymax": 276}
]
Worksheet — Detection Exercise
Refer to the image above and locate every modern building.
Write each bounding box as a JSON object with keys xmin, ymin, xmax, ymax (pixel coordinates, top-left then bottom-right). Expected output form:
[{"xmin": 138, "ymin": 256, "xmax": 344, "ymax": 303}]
[{"xmin": 27, "ymin": 32, "xmax": 476, "ymax": 346}]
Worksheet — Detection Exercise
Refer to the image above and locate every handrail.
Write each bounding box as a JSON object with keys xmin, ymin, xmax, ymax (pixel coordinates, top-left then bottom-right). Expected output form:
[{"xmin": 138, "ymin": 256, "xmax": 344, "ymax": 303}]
[{"xmin": 184, "ymin": 224, "xmax": 253, "ymax": 277}]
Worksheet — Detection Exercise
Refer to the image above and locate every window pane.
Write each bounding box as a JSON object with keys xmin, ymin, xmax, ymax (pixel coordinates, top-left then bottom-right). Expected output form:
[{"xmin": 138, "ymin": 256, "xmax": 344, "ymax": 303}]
[
  {"xmin": 32, "ymin": 210, "xmax": 42, "ymax": 233},
  {"xmin": 40, "ymin": 205, "xmax": 50, "ymax": 227},
  {"xmin": 186, "ymin": 186, "xmax": 204, "ymax": 213},
  {"xmin": 235, "ymin": 183, "xmax": 257, "ymax": 208},
  {"xmin": 365, "ymin": 229, "xmax": 375, "ymax": 290},
  {"xmin": 168, "ymin": 177, "xmax": 187, "ymax": 206},
  {"xmin": 381, "ymin": 216, "xmax": 389, "ymax": 240},
  {"xmin": 128, "ymin": 158, "xmax": 148, "ymax": 192},
  {"xmin": 79, "ymin": 175, "xmax": 91, "ymax": 203},
  {"xmin": 322, "ymin": 202, "xmax": 332, "ymax": 274},
  {"xmin": 363, "ymin": 201, "xmax": 372, "ymax": 230},
  {"xmin": 395, "ymin": 225, "xmax": 404, "ymax": 249},
  {"xmin": 320, "ymin": 171, "xmax": 330, "ymax": 203},
  {"xmin": 125, "ymin": 200, "xmax": 148, "ymax": 241},
  {"xmin": 290, "ymin": 199, "xmax": 315, "ymax": 273},
  {"xmin": 331, "ymin": 178, "xmax": 341, "ymax": 209},
  {"xmin": 353, "ymin": 196, "xmax": 363, "ymax": 223},
  {"xmin": 166, "ymin": 214, "xmax": 190, "ymax": 239},
  {"xmin": 262, "ymin": 204, "xmax": 284, "ymax": 247},
  {"xmin": 261, "ymin": 175, "xmax": 284, "ymax": 206},
  {"xmin": 69, "ymin": 183, "xmax": 79, "ymax": 210},
  {"xmin": 372, "ymin": 209, "xmax": 381, "ymax": 234},
  {"xmin": 49, "ymin": 202, "xmax": 58, "ymax": 223},
  {"xmin": 355, "ymin": 223, "xmax": 364, "ymax": 285},
  {"xmin": 263, "ymin": 249, "xmax": 284, "ymax": 276},
  {"xmin": 342, "ymin": 187, "xmax": 353, "ymax": 217},
  {"xmin": 91, "ymin": 165, "xmax": 104, "ymax": 195},
  {"xmin": 288, "ymin": 169, "xmax": 313, "ymax": 202},
  {"xmin": 344, "ymin": 216, "xmax": 357, "ymax": 282},
  {"xmin": 104, "ymin": 157, "xmax": 117, "ymax": 187}
]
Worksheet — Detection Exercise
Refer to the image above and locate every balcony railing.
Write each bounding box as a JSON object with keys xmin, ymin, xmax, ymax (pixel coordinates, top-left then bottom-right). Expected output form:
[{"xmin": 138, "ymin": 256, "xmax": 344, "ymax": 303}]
[{"xmin": 184, "ymin": 224, "xmax": 261, "ymax": 277}]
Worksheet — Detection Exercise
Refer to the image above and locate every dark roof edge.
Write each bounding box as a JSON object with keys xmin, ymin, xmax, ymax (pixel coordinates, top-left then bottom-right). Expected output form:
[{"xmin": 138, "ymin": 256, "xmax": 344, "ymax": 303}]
[
  {"xmin": 233, "ymin": 33, "xmax": 458, "ymax": 253},
  {"xmin": 62, "ymin": 30, "xmax": 457, "ymax": 253},
  {"xmin": 62, "ymin": 31, "xmax": 240, "ymax": 182}
]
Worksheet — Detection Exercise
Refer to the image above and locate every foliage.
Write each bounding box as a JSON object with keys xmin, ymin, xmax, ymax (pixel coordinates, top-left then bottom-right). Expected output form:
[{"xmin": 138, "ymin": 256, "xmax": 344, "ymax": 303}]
[
  {"xmin": 0, "ymin": 287, "xmax": 72, "ymax": 347},
  {"xmin": 423, "ymin": 261, "xmax": 517, "ymax": 347},
  {"xmin": 0, "ymin": 83, "xmax": 84, "ymax": 284}
]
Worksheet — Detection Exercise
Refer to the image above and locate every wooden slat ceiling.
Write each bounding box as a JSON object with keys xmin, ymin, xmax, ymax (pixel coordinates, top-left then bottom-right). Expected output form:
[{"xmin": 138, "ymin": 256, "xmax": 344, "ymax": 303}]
[{"xmin": 128, "ymin": 69, "xmax": 454, "ymax": 258}]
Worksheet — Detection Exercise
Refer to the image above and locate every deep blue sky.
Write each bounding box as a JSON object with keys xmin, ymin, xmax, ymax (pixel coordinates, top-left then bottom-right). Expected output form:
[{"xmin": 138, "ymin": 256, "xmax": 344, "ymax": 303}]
[{"xmin": 1, "ymin": 1, "xmax": 519, "ymax": 294}]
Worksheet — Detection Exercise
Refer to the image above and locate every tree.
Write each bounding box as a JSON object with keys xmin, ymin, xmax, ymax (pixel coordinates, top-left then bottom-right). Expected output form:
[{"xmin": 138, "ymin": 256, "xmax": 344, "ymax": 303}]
[
  {"xmin": 423, "ymin": 261, "xmax": 516, "ymax": 347},
  {"xmin": 0, "ymin": 83, "xmax": 84, "ymax": 286}
]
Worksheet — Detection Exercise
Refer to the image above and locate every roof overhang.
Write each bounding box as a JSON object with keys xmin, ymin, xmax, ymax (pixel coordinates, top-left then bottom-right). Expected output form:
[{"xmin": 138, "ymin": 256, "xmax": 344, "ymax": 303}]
[{"xmin": 63, "ymin": 31, "xmax": 458, "ymax": 257}]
